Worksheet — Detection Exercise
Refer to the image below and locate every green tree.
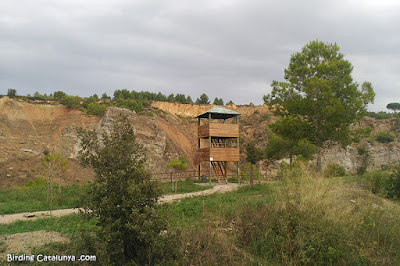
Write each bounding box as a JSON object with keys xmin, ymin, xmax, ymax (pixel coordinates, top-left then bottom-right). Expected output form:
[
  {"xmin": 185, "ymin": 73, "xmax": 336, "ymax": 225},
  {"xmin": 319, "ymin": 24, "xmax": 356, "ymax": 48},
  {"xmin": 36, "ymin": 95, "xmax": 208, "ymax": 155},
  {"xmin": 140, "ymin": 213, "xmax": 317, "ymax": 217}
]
[
  {"xmin": 7, "ymin": 89, "xmax": 16, "ymax": 98},
  {"xmin": 42, "ymin": 153, "xmax": 69, "ymax": 204},
  {"xmin": 167, "ymin": 93, "xmax": 176, "ymax": 102},
  {"xmin": 245, "ymin": 142, "xmax": 264, "ymax": 186},
  {"xmin": 267, "ymin": 116, "xmax": 316, "ymax": 165},
  {"xmin": 77, "ymin": 116, "xmax": 166, "ymax": 264},
  {"xmin": 87, "ymin": 102, "xmax": 107, "ymax": 116},
  {"xmin": 33, "ymin": 91, "xmax": 43, "ymax": 100},
  {"xmin": 196, "ymin": 93, "xmax": 210, "ymax": 104},
  {"xmin": 386, "ymin": 102, "xmax": 400, "ymax": 112},
  {"xmin": 265, "ymin": 116, "xmax": 316, "ymax": 178},
  {"xmin": 213, "ymin": 97, "xmax": 224, "ymax": 106},
  {"xmin": 186, "ymin": 96, "xmax": 194, "ymax": 104},
  {"xmin": 61, "ymin": 95, "xmax": 81, "ymax": 109},
  {"xmin": 82, "ymin": 96, "xmax": 96, "ymax": 108},
  {"xmin": 264, "ymin": 40, "xmax": 375, "ymax": 171},
  {"xmin": 226, "ymin": 100, "xmax": 234, "ymax": 105},
  {"xmin": 101, "ymin": 92, "xmax": 109, "ymax": 99},
  {"xmin": 53, "ymin": 91, "xmax": 67, "ymax": 99}
]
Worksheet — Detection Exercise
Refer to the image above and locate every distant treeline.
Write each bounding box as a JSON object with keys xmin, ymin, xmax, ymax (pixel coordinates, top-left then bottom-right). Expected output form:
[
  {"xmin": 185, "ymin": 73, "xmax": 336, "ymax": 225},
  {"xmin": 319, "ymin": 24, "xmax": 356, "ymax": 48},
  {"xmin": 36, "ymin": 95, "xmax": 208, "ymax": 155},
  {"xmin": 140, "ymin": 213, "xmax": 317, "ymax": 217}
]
[
  {"xmin": 365, "ymin": 111, "xmax": 400, "ymax": 120},
  {"xmin": 5, "ymin": 88, "xmax": 234, "ymax": 116}
]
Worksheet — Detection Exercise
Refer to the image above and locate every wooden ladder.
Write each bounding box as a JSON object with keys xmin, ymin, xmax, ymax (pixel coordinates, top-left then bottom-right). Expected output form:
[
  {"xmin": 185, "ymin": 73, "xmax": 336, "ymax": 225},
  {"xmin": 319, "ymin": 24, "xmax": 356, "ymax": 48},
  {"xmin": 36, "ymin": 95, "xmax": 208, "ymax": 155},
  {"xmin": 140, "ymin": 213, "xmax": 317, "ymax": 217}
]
[
  {"xmin": 210, "ymin": 138, "xmax": 228, "ymax": 184},
  {"xmin": 211, "ymin": 161, "xmax": 227, "ymax": 184}
]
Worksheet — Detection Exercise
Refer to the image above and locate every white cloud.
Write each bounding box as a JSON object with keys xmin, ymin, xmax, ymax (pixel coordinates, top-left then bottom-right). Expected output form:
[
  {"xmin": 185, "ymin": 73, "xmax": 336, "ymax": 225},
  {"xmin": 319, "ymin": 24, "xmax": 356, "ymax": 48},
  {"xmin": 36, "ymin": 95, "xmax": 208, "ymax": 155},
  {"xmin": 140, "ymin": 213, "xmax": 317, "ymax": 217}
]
[{"xmin": 1, "ymin": 0, "xmax": 399, "ymax": 110}]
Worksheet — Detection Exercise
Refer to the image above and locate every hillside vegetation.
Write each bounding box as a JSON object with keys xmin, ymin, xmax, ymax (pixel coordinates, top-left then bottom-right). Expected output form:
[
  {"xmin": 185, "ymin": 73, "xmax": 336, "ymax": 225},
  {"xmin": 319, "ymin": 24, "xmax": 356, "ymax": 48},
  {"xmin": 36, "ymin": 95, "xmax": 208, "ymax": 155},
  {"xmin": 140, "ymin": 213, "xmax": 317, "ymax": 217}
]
[{"xmin": 1, "ymin": 172, "xmax": 399, "ymax": 264}]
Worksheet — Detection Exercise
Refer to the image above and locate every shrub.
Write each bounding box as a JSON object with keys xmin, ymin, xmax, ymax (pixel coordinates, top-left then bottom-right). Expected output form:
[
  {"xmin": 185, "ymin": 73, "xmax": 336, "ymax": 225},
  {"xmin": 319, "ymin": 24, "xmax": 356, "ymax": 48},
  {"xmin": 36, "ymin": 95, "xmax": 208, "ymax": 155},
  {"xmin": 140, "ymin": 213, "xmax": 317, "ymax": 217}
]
[
  {"xmin": 232, "ymin": 176, "xmax": 400, "ymax": 265},
  {"xmin": 61, "ymin": 96, "xmax": 81, "ymax": 109},
  {"xmin": 356, "ymin": 144, "xmax": 370, "ymax": 177},
  {"xmin": 53, "ymin": 91, "xmax": 67, "ymax": 99},
  {"xmin": 386, "ymin": 164, "xmax": 400, "ymax": 199},
  {"xmin": 25, "ymin": 176, "xmax": 47, "ymax": 187},
  {"xmin": 7, "ymin": 88, "xmax": 16, "ymax": 98},
  {"xmin": 78, "ymin": 116, "xmax": 169, "ymax": 264},
  {"xmin": 375, "ymin": 131, "xmax": 395, "ymax": 143},
  {"xmin": 86, "ymin": 102, "xmax": 107, "ymax": 116},
  {"xmin": 323, "ymin": 163, "xmax": 346, "ymax": 177},
  {"xmin": 146, "ymin": 111, "xmax": 154, "ymax": 117},
  {"xmin": 362, "ymin": 171, "xmax": 390, "ymax": 195}
]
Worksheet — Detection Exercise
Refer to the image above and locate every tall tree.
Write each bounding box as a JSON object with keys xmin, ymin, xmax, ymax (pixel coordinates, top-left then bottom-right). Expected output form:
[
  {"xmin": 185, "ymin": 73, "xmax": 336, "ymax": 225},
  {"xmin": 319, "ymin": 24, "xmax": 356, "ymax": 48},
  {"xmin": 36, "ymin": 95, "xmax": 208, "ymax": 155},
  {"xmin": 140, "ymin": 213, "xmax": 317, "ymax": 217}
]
[
  {"xmin": 167, "ymin": 93, "xmax": 176, "ymax": 102},
  {"xmin": 53, "ymin": 90, "xmax": 66, "ymax": 99},
  {"xmin": 186, "ymin": 95, "xmax": 194, "ymax": 104},
  {"xmin": 77, "ymin": 116, "xmax": 165, "ymax": 264},
  {"xmin": 264, "ymin": 40, "xmax": 375, "ymax": 171},
  {"xmin": 213, "ymin": 97, "xmax": 224, "ymax": 106},
  {"xmin": 196, "ymin": 93, "xmax": 210, "ymax": 104},
  {"xmin": 267, "ymin": 115, "xmax": 316, "ymax": 165},
  {"xmin": 386, "ymin": 102, "xmax": 400, "ymax": 112},
  {"xmin": 7, "ymin": 89, "xmax": 16, "ymax": 98}
]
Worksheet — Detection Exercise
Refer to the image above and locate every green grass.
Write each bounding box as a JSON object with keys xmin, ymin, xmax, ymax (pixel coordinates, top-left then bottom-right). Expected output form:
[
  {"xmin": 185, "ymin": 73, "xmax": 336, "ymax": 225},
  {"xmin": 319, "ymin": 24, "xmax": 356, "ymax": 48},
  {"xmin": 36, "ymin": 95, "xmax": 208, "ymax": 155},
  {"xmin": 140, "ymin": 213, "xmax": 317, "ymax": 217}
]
[
  {"xmin": 165, "ymin": 183, "xmax": 278, "ymax": 229},
  {"xmin": 0, "ymin": 213, "xmax": 97, "ymax": 236},
  {"xmin": 162, "ymin": 176, "xmax": 400, "ymax": 265},
  {"xmin": 0, "ymin": 185, "xmax": 87, "ymax": 215},
  {"xmin": 160, "ymin": 180, "xmax": 212, "ymax": 195},
  {"xmin": 2, "ymin": 174, "xmax": 400, "ymax": 264},
  {"xmin": 0, "ymin": 180, "xmax": 212, "ymax": 215}
]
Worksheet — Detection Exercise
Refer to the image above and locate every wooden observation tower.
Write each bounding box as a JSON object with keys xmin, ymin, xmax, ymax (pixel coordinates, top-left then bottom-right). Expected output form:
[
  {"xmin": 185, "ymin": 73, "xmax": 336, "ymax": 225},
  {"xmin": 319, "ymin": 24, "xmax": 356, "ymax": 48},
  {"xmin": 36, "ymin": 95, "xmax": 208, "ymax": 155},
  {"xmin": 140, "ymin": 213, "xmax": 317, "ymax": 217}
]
[{"xmin": 196, "ymin": 107, "xmax": 241, "ymax": 184}]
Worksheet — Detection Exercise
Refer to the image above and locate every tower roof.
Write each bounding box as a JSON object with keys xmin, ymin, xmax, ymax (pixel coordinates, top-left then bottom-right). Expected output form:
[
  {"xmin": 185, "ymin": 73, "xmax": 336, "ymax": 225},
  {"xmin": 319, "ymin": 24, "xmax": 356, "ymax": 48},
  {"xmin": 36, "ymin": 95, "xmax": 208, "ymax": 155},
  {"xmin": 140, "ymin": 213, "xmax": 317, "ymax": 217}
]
[{"xmin": 195, "ymin": 106, "xmax": 241, "ymax": 119}]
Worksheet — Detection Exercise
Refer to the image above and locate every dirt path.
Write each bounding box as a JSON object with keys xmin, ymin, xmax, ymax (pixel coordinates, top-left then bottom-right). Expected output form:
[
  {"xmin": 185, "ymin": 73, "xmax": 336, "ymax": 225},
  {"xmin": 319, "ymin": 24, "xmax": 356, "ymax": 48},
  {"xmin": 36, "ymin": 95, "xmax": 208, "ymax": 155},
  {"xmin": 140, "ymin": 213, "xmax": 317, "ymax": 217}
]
[
  {"xmin": 0, "ymin": 183, "xmax": 241, "ymax": 224},
  {"xmin": 158, "ymin": 183, "xmax": 240, "ymax": 203}
]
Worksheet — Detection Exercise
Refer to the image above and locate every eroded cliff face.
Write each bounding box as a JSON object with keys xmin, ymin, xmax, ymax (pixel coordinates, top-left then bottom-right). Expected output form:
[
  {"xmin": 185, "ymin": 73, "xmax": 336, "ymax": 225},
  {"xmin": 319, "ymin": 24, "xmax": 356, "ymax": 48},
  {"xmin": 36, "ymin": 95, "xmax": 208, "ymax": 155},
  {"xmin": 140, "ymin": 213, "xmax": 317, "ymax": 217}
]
[
  {"xmin": 0, "ymin": 98, "xmax": 399, "ymax": 187},
  {"xmin": 0, "ymin": 98, "xmax": 197, "ymax": 187},
  {"xmin": 320, "ymin": 117, "xmax": 400, "ymax": 172}
]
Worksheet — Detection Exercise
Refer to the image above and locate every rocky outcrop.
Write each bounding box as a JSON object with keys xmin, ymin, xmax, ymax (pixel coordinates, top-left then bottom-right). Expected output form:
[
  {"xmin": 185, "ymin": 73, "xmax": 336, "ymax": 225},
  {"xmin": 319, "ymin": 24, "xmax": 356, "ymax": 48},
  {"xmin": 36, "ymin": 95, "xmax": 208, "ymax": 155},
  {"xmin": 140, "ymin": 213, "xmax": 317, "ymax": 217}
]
[
  {"xmin": 322, "ymin": 141, "xmax": 400, "ymax": 173},
  {"xmin": 0, "ymin": 98, "xmax": 399, "ymax": 187},
  {"xmin": 0, "ymin": 99, "xmax": 197, "ymax": 187}
]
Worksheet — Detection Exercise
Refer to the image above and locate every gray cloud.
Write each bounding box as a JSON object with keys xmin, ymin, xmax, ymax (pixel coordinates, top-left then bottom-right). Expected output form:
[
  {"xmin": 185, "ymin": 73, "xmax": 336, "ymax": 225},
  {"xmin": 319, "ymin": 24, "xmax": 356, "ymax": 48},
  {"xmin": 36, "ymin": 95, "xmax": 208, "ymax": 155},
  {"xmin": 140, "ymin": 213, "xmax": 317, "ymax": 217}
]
[{"xmin": 1, "ymin": 0, "xmax": 399, "ymax": 111}]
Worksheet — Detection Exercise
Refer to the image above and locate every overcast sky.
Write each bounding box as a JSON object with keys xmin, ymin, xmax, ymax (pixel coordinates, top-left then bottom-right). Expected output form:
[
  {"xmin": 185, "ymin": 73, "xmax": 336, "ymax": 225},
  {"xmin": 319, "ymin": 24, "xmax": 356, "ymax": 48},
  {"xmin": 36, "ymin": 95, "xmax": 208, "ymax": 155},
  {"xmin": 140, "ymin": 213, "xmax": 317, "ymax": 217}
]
[{"xmin": 1, "ymin": 0, "xmax": 399, "ymax": 111}]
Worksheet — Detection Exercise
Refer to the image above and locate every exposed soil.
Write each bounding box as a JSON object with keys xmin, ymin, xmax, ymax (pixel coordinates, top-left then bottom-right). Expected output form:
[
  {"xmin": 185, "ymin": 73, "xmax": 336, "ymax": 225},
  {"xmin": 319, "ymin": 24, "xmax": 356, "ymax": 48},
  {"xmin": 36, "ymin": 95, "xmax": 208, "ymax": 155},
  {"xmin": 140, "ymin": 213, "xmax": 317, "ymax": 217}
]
[
  {"xmin": 0, "ymin": 231, "xmax": 69, "ymax": 262},
  {"xmin": 158, "ymin": 182, "xmax": 240, "ymax": 203}
]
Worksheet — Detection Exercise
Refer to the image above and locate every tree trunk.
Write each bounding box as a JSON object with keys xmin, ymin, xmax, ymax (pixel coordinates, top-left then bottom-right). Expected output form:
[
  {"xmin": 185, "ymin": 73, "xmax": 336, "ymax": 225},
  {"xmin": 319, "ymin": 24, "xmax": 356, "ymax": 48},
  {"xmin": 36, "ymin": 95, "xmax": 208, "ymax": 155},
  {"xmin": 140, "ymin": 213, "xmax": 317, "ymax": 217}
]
[
  {"xmin": 58, "ymin": 175, "xmax": 61, "ymax": 202},
  {"xmin": 316, "ymin": 137, "xmax": 321, "ymax": 172},
  {"xmin": 289, "ymin": 153, "xmax": 293, "ymax": 178},
  {"xmin": 249, "ymin": 164, "xmax": 253, "ymax": 187}
]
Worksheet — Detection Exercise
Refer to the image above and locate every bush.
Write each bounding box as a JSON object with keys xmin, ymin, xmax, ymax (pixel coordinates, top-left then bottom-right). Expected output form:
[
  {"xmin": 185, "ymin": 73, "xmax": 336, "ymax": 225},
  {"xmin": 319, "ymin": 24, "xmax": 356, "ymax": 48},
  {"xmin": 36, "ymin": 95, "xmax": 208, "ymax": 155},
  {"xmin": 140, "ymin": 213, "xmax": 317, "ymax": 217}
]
[
  {"xmin": 61, "ymin": 96, "xmax": 81, "ymax": 109},
  {"xmin": 53, "ymin": 91, "xmax": 67, "ymax": 99},
  {"xmin": 375, "ymin": 131, "xmax": 395, "ymax": 143},
  {"xmin": 232, "ymin": 176, "xmax": 400, "ymax": 265},
  {"xmin": 86, "ymin": 102, "xmax": 107, "ymax": 116},
  {"xmin": 25, "ymin": 176, "xmax": 47, "ymax": 187},
  {"xmin": 78, "ymin": 116, "xmax": 169, "ymax": 264},
  {"xmin": 323, "ymin": 163, "xmax": 346, "ymax": 177},
  {"xmin": 7, "ymin": 89, "xmax": 16, "ymax": 98},
  {"xmin": 386, "ymin": 164, "xmax": 400, "ymax": 199},
  {"xmin": 365, "ymin": 111, "xmax": 392, "ymax": 119},
  {"xmin": 362, "ymin": 171, "xmax": 390, "ymax": 195}
]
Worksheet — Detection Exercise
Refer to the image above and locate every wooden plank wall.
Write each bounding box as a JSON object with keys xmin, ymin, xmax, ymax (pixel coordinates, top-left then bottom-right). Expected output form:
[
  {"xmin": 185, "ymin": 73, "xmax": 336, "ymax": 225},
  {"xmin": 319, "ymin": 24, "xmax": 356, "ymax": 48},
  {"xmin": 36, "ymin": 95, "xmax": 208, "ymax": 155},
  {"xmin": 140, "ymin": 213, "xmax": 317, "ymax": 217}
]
[
  {"xmin": 198, "ymin": 124, "xmax": 210, "ymax": 139},
  {"xmin": 198, "ymin": 124, "xmax": 239, "ymax": 138},
  {"xmin": 199, "ymin": 148, "xmax": 240, "ymax": 162}
]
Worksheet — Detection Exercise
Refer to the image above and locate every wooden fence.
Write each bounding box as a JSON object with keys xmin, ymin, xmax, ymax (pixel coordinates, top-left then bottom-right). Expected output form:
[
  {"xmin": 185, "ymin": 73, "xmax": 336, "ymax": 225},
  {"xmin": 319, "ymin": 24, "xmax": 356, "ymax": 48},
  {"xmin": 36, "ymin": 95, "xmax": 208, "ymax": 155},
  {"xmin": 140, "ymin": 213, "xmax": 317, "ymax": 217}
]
[{"xmin": 151, "ymin": 170, "xmax": 264, "ymax": 182}]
